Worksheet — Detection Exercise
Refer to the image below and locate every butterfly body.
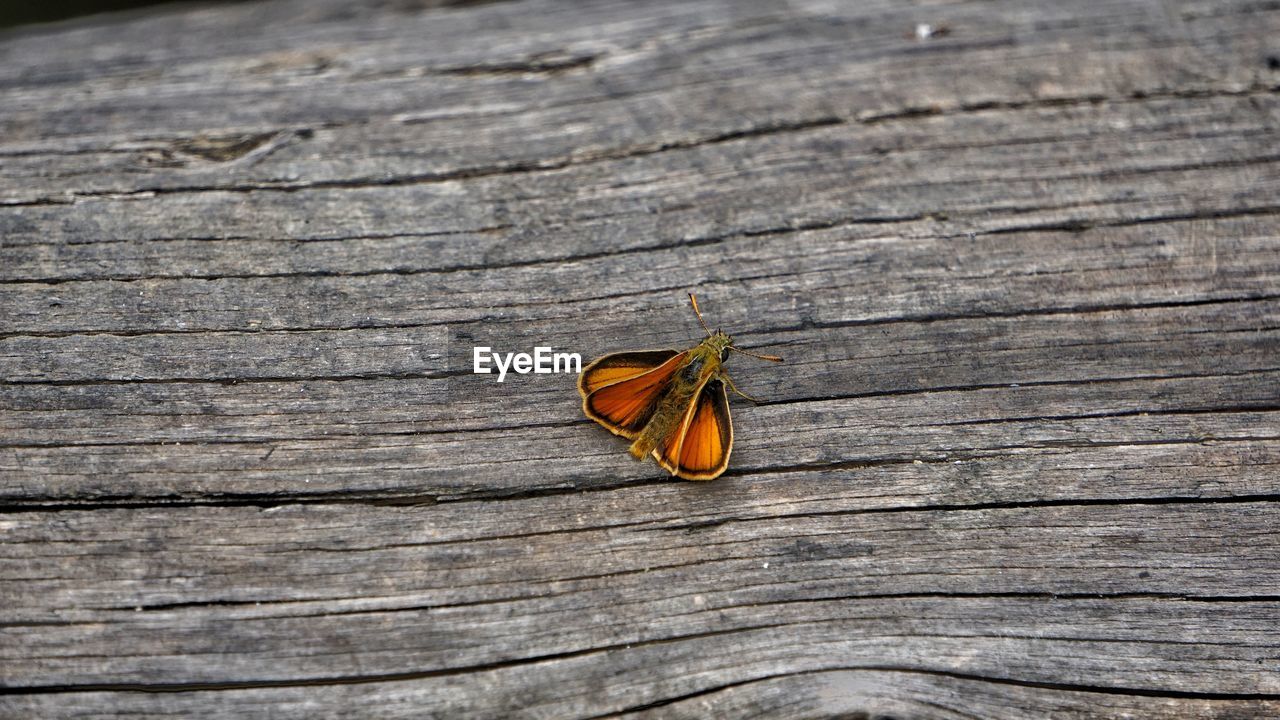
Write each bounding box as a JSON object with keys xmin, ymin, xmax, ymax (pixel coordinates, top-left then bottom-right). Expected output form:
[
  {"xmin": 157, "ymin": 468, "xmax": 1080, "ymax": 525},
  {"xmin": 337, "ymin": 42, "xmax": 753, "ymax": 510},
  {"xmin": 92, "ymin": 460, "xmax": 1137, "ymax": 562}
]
[
  {"xmin": 578, "ymin": 296, "xmax": 780, "ymax": 481},
  {"xmin": 625, "ymin": 333, "xmax": 730, "ymax": 463}
]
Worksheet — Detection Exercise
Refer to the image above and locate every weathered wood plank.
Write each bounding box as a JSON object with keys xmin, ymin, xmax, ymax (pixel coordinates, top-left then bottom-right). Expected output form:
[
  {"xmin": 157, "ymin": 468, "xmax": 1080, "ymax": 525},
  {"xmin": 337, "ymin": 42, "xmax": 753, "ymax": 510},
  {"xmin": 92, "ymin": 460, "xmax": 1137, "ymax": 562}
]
[
  {"xmin": 2, "ymin": 0, "xmax": 1278, "ymax": 716},
  {"xmin": 6, "ymin": 671, "xmax": 1280, "ymax": 720},
  {"xmin": 3, "ymin": 220, "xmax": 1278, "ymax": 364},
  {"xmin": 4, "ymin": 296, "xmax": 1276, "ymax": 501},
  {"xmin": 5, "ymin": 99, "xmax": 1279, "ymax": 264},
  {"xmin": 3, "ymin": 503, "xmax": 1279, "ymax": 692}
]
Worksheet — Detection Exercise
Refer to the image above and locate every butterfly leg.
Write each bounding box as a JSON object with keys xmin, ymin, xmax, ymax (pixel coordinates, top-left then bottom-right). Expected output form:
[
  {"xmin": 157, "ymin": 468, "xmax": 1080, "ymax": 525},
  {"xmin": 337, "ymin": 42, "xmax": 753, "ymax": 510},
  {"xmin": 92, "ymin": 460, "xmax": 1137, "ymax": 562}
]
[{"xmin": 722, "ymin": 373, "xmax": 763, "ymax": 405}]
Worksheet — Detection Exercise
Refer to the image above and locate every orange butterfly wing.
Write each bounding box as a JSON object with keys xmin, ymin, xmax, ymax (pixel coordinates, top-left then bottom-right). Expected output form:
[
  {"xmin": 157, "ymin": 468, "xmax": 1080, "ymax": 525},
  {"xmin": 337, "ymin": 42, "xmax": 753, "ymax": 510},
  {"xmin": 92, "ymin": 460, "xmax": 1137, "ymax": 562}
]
[
  {"xmin": 653, "ymin": 378, "xmax": 732, "ymax": 480},
  {"xmin": 580, "ymin": 350, "xmax": 686, "ymax": 438},
  {"xmin": 578, "ymin": 349, "xmax": 680, "ymax": 396}
]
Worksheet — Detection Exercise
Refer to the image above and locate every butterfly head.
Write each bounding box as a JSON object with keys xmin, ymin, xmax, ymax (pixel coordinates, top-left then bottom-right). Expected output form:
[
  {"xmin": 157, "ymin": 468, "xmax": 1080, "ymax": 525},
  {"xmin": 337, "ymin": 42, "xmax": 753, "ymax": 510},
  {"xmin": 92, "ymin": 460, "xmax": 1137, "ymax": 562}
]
[
  {"xmin": 688, "ymin": 293, "xmax": 783, "ymax": 364},
  {"xmin": 705, "ymin": 330, "xmax": 733, "ymax": 357}
]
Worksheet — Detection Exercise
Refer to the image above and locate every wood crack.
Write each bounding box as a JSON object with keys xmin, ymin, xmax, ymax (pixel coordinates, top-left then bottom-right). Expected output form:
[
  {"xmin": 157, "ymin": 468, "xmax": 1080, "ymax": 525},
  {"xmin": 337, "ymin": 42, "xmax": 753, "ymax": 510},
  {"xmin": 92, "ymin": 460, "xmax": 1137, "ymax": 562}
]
[
  {"xmin": 0, "ymin": 625, "xmax": 795, "ymax": 696},
  {"xmin": 0, "ymin": 117, "xmax": 845, "ymax": 206},
  {"xmin": 2, "ymin": 289, "xmax": 1276, "ymax": 344},
  {"xmin": 857, "ymin": 83, "xmax": 1280, "ymax": 124},
  {"xmin": 0, "ymin": 371, "xmax": 455, "ymax": 387},
  {"xmin": 5, "ymin": 637, "xmax": 1278, "ymax": 701},
  {"xmin": 5, "ymin": 479, "xmax": 1279, "ymax": 517},
  {"xmin": 6, "ymin": 200, "xmax": 1278, "ymax": 287},
  {"xmin": 599, "ymin": 665, "xmax": 1280, "ymax": 718}
]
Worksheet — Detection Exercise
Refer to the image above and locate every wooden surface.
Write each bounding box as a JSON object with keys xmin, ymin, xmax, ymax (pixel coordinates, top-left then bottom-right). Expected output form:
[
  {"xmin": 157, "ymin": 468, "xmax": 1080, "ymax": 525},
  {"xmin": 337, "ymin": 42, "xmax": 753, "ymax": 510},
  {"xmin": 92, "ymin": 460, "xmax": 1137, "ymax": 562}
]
[{"xmin": 2, "ymin": 0, "xmax": 1279, "ymax": 716}]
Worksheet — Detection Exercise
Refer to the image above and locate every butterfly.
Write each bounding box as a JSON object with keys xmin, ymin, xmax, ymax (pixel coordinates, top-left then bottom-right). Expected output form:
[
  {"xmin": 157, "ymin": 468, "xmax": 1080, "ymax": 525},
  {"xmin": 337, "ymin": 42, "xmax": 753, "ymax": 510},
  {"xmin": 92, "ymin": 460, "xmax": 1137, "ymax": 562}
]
[{"xmin": 578, "ymin": 294, "xmax": 782, "ymax": 480}]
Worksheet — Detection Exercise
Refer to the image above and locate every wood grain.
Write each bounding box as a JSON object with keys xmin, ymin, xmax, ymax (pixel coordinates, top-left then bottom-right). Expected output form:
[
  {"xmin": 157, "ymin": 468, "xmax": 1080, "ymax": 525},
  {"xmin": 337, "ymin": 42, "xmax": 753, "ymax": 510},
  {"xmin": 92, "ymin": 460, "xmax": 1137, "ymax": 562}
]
[{"xmin": 2, "ymin": 0, "xmax": 1278, "ymax": 716}]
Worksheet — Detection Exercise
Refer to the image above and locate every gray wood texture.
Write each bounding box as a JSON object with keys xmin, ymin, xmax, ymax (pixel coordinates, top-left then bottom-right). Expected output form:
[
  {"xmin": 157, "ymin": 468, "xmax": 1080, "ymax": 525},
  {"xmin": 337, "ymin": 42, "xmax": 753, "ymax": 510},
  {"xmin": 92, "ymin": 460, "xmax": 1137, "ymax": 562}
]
[{"xmin": 2, "ymin": 0, "xmax": 1278, "ymax": 716}]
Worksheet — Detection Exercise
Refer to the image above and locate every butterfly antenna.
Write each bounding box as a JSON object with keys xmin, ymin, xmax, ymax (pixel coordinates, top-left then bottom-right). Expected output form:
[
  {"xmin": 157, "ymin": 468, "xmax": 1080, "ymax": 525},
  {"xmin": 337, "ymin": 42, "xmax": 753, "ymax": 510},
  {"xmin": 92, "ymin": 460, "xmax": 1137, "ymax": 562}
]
[
  {"xmin": 729, "ymin": 345, "xmax": 784, "ymax": 363},
  {"xmin": 688, "ymin": 293, "xmax": 713, "ymax": 337}
]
